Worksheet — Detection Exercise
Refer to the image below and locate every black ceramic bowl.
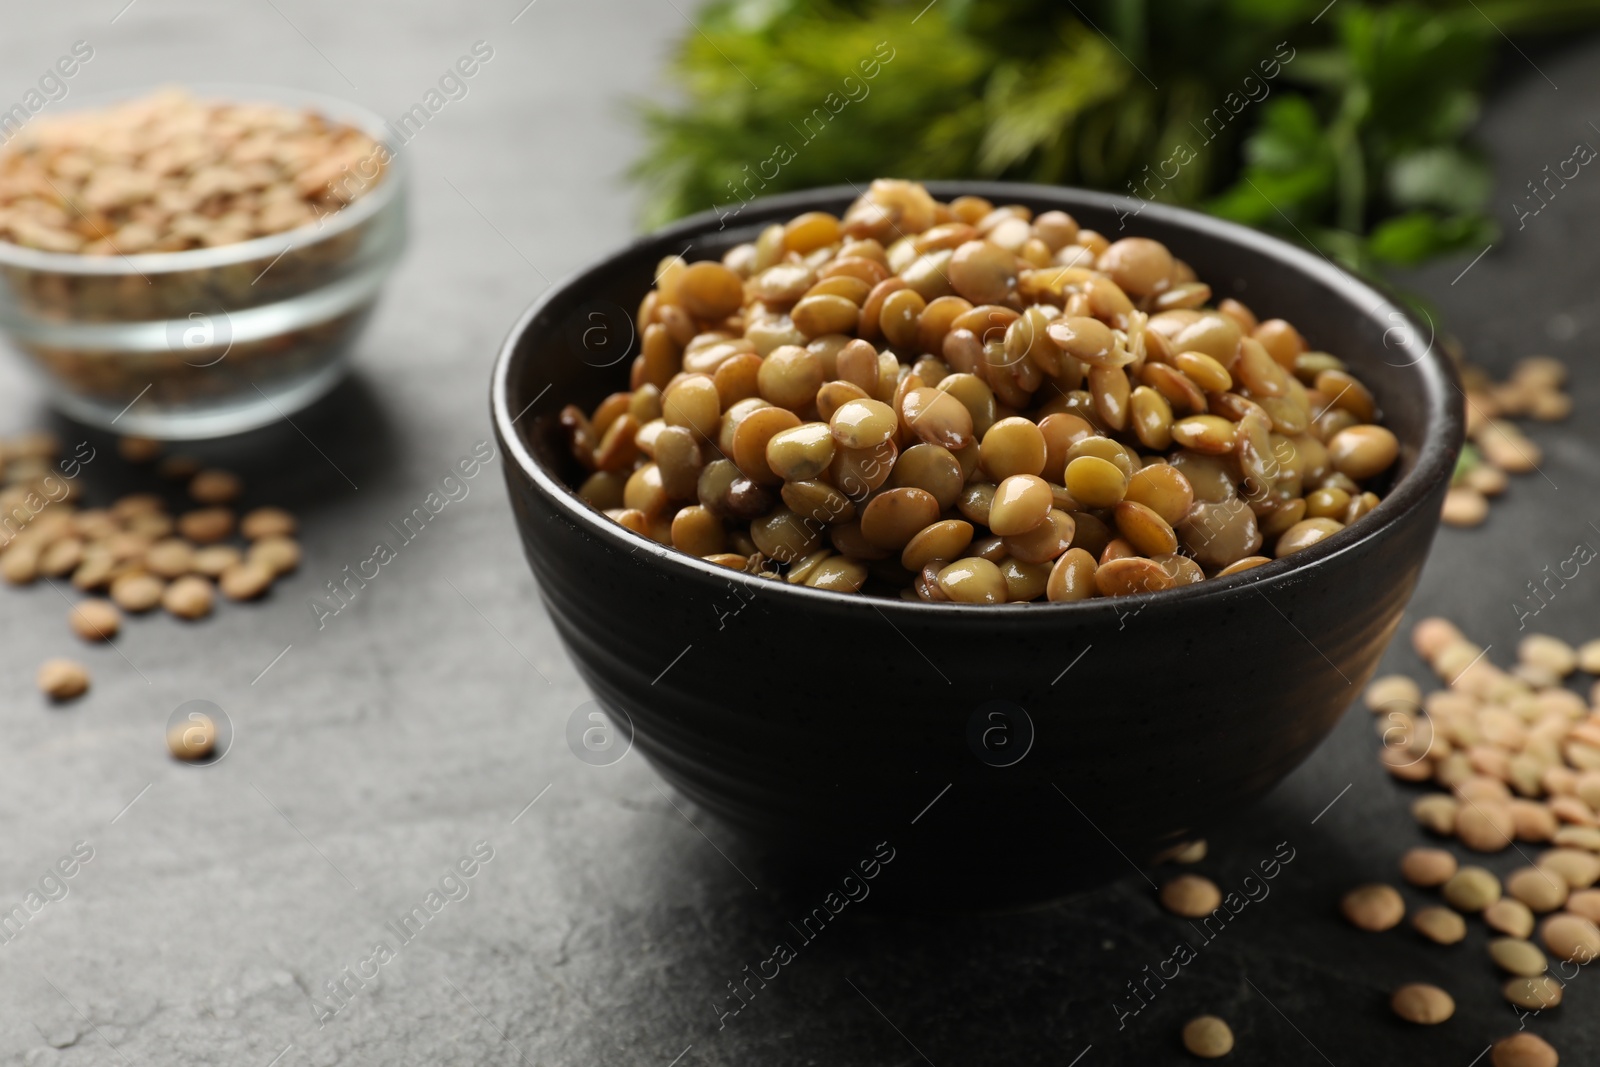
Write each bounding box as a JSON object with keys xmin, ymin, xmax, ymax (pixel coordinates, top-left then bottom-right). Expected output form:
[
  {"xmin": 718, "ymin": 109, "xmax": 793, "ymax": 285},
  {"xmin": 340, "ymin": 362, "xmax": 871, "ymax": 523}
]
[{"xmin": 492, "ymin": 182, "xmax": 1462, "ymax": 908}]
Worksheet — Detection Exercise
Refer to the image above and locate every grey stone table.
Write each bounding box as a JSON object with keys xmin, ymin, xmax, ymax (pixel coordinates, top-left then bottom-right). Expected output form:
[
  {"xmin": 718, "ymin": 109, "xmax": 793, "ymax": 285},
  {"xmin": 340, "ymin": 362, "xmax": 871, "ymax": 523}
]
[{"xmin": 0, "ymin": 6, "xmax": 1596, "ymax": 1064}]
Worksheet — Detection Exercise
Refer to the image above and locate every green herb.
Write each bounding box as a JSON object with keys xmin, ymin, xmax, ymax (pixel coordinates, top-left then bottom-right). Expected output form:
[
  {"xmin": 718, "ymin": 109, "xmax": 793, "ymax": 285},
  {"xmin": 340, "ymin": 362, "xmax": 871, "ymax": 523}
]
[{"xmin": 632, "ymin": 0, "xmax": 1600, "ymax": 273}]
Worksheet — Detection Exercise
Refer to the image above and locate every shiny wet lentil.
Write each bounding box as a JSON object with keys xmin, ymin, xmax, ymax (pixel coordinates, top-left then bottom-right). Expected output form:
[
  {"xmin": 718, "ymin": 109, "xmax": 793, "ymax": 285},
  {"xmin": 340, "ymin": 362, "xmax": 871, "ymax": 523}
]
[{"xmin": 563, "ymin": 181, "xmax": 1399, "ymax": 601}]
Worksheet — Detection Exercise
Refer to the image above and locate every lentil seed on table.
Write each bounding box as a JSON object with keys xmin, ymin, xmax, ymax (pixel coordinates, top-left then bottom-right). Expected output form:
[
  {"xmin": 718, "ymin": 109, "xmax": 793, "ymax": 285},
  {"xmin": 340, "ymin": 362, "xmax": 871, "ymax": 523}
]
[
  {"xmin": 1389, "ymin": 983, "xmax": 1454, "ymax": 1024},
  {"xmin": 561, "ymin": 179, "xmax": 1403, "ymax": 602},
  {"xmin": 0, "ymin": 432, "xmax": 302, "ymax": 693},
  {"xmin": 36, "ymin": 658, "xmax": 89, "ymax": 700},
  {"xmin": 1179, "ymin": 1015, "xmax": 1233, "ymax": 1059}
]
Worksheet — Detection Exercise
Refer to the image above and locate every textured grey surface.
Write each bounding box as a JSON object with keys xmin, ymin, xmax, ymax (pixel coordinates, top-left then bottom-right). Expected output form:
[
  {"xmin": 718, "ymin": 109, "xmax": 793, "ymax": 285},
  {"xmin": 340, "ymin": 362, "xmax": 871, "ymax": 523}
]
[{"xmin": 0, "ymin": 7, "xmax": 1596, "ymax": 1065}]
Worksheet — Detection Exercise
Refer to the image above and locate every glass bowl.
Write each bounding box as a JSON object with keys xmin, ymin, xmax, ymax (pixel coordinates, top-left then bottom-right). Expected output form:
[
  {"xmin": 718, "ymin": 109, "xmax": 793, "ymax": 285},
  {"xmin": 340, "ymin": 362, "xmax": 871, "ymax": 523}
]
[{"xmin": 0, "ymin": 84, "xmax": 407, "ymax": 439}]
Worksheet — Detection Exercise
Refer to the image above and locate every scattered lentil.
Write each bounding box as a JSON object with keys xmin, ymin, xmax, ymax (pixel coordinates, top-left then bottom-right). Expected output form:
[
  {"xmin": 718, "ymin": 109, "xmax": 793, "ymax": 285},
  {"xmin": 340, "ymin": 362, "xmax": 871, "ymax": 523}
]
[
  {"xmin": 1501, "ymin": 975, "xmax": 1563, "ymax": 1011},
  {"xmin": 1445, "ymin": 355, "xmax": 1572, "ymax": 530},
  {"xmin": 1400, "ymin": 847, "xmax": 1457, "ymax": 887},
  {"xmin": 1489, "ymin": 938, "xmax": 1548, "ymax": 977},
  {"xmin": 248, "ymin": 536, "xmax": 301, "ymax": 576},
  {"xmin": 1160, "ymin": 875, "xmax": 1222, "ymax": 918},
  {"xmin": 177, "ymin": 507, "xmax": 235, "ymax": 544},
  {"xmin": 163, "ymin": 575, "xmax": 215, "ymax": 620},
  {"xmin": 1341, "ymin": 883, "xmax": 1405, "ymax": 931},
  {"xmin": 36, "ymin": 658, "xmax": 89, "ymax": 700},
  {"xmin": 564, "ymin": 181, "xmax": 1402, "ymax": 600},
  {"xmin": 1507, "ymin": 867, "xmax": 1569, "ymax": 913},
  {"xmin": 1490, "ymin": 1032, "xmax": 1559, "ymax": 1067},
  {"xmin": 192, "ymin": 544, "xmax": 243, "ymax": 578},
  {"xmin": 1443, "ymin": 867, "xmax": 1502, "ymax": 912},
  {"xmin": 1390, "ymin": 983, "xmax": 1454, "ymax": 1024},
  {"xmin": 68, "ymin": 599, "xmax": 121, "ymax": 642},
  {"xmin": 110, "ymin": 573, "xmax": 165, "ymax": 613},
  {"xmin": 1413, "ymin": 906, "xmax": 1466, "ymax": 945},
  {"xmin": 1541, "ymin": 913, "xmax": 1600, "ymax": 963},
  {"xmin": 1180, "ymin": 1015, "xmax": 1233, "ymax": 1059},
  {"xmin": 167, "ymin": 711, "xmax": 217, "ymax": 761},
  {"xmin": 1485, "ymin": 899, "xmax": 1537, "ymax": 939}
]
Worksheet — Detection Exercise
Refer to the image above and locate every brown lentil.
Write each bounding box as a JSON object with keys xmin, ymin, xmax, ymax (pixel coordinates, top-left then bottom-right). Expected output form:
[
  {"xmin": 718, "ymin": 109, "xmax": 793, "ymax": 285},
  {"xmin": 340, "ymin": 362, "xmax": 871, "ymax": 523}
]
[
  {"xmin": 1566, "ymin": 889, "xmax": 1600, "ymax": 923},
  {"xmin": 168, "ymin": 712, "xmax": 217, "ymax": 761},
  {"xmin": 37, "ymin": 658, "xmax": 89, "ymax": 700},
  {"xmin": 1542, "ymin": 913, "xmax": 1600, "ymax": 963},
  {"xmin": 240, "ymin": 506, "xmax": 297, "ymax": 540},
  {"xmin": 218, "ymin": 561, "xmax": 274, "ymax": 601},
  {"xmin": 189, "ymin": 469, "xmax": 243, "ymax": 504},
  {"xmin": 1390, "ymin": 983, "xmax": 1454, "ymax": 1024},
  {"xmin": 1486, "ymin": 899, "xmax": 1538, "ymax": 939},
  {"xmin": 936, "ymin": 557, "xmax": 1005, "ymax": 605},
  {"xmin": 69, "ymin": 599, "xmax": 121, "ymax": 642},
  {"xmin": 1400, "ymin": 847, "xmax": 1457, "ymax": 887},
  {"xmin": 1508, "ymin": 867, "xmax": 1570, "ymax": 913},
  {"xmin": 1161, "ymin": 874, "xmax": 1222, "ymax": 918},
  {"xmin": 1458, "ymin": 801, "xmax": 1517, "ymax": 852},
  {"xmin": 564, "ymin": 182, "xmax": 1399, "ymax": 600},
  {"xmin": 1341, "ymin": 883, "xmax": 1405, "ymax": 931},
  {"xmin": 1179, "ymin": 1015, "xmax": 1233, "ymax": 1059},
  {"xmin": 1544, "ymin": 850, "xmax": 1600, "ymax": 890},
  {"xmin": 1503, "ymin": 975, "xmax": 1564, "ymax": 1013},
  {"xmin": 1046, "ymin": 548, "xmax": 1097, "ymax": 602},
  {"xmin": 192, "ymin": 544, "xmax": 242, "ymax": 578},
  {"xmin": 1443, "ymin": 867, "xmax": 1502, "ymax": 912},
  {"xmin": 178, "ymin": 507, "xmax": 235, "ymax": 545},
  {"xmin": 1490, "ymin": 1033, "xmax": 1559, "ymax": 1067},
  {"xmin": 144, "ymin": 538, "xmax": 196, "ymax": 579},
  {"xmin": 1490, "ymin": 938, "xmax": 1548, "ymax": 977},
  {"xmin": 163, "ymin": 575, "xmax": 215, "ymax": 620},
  {"xmin": 110, "ymin": 573, "xmax": 165, "ymax": 613},
  {"xmin": 1413, "ymin": 906, "xmax": 1467, "ymax": 945}
]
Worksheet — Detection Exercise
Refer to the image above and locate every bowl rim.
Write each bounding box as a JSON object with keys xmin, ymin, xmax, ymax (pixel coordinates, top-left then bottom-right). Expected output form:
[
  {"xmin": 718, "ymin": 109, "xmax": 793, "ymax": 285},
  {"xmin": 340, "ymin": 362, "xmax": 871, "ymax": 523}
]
[
  {"xmin": 491, "ymin": 180, "xmax": 1463, "ymax": 619},
  {"xmin": 0, "ymin": 82, "xmax": 406, "ymax": 276}
]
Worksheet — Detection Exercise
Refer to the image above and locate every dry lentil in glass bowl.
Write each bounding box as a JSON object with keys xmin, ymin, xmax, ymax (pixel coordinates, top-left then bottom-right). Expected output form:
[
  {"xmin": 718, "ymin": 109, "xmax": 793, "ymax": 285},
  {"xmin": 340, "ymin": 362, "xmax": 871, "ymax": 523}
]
[
  {"xmin": 0, "ymin": 85, "xmax": 406, "ymax": 439},
  {"xmin": 555, "ymin": 179, "xmax": 1402, "ymax": 604},
  {"xmin": 493, "ymin": 181, "xmax": 1462, "ymax": 904}
]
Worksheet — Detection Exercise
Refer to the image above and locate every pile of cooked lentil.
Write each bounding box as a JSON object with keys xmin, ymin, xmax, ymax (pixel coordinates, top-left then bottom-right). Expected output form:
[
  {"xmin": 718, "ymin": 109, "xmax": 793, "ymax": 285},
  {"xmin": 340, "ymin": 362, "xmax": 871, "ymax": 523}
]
[{"xmin": 561, "ymin": 179, "xmax": 1401, "ymax": 603}]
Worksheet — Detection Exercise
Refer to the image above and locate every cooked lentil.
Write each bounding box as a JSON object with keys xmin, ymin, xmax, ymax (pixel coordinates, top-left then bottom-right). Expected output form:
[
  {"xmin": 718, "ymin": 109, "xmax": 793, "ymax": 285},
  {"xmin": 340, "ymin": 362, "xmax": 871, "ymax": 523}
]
[{"xmin": 560, "ymin": 181, "xmax": 1401, "ymax": 600}]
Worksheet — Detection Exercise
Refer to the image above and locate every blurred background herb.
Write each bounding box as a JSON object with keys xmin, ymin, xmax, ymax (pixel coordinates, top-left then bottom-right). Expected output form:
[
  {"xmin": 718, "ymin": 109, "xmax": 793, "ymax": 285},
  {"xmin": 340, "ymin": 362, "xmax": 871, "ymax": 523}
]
[{"xmin": 632, "ymin": 0, "xmax": 1600, "ymax": 275}]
